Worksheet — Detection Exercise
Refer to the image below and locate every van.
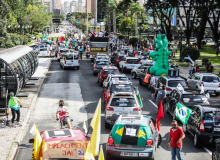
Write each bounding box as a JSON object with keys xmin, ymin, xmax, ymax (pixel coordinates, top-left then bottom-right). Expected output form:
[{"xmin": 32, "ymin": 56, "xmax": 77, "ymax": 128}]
[
  {"xmin": 38, "ymin": 48, "xmax": 50, "ymax": 57},
  {"xmin": 60, "ymin": 53, "xmax": 80, "ymax": 70}
]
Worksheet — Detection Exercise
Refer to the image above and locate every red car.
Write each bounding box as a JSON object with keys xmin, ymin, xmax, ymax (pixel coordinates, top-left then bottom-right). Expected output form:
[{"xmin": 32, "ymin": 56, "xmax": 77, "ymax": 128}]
[
  {"xmin": 115, "ymin": 54, "xmax": 125, "ymax": 67},
  {"xmin": 97, "ymin": 66, "xmax": 119, "ymax": 86}
]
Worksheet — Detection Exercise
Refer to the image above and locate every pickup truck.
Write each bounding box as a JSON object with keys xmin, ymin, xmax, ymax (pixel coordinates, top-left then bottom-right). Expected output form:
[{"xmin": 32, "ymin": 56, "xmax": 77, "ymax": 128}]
[{"xmin": 119, "ymin": 57, "xmax": 141, "ymax": 73}]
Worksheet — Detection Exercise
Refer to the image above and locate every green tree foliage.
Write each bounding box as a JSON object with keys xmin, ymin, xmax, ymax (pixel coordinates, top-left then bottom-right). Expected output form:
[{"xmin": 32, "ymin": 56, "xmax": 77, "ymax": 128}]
[{"xmin": 182, "ymin": 48, "xmax": 200, "ymax": 61}]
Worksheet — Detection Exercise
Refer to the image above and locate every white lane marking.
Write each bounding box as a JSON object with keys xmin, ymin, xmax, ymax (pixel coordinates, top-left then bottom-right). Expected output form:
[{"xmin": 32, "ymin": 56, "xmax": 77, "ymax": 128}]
[
  {"xmin": 203, "ymin": 147, "xmax": 212, "ymax": 156},
  {"xmin": 148, "ymin": 99, "xmax": 158, "ymax": 108}
]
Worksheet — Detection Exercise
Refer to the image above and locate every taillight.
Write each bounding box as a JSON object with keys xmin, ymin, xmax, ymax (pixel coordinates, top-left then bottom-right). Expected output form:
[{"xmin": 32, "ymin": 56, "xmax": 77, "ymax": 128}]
[
  {"xmin": 200, "ymin": 82, "xmax": 204, "ymax": 87},
  {"xmin": 78, "ymin": 60, "xmax": 80, "ymax": 63},
  {"xmin": 58, "ymin": 53, "xmax": 61, "ymax": 55},
  {"xmin": 133, "ymin": 107, "xmax": 141, "ymax": 111},
  {"xmin": 218, "ymin": 83, "xmax": 220, "ymax": 87},
  {"xmin": 107, "ymin": 137, "xmax": 114, "ymax": 146},
  {"xmin": 94, "ymin": 65, "xmax": 97, "ymax": 68},
  {"xmin": 125, "ymin": 62, "xmax": 129, "ymax": 64},
  {"xmin": 64, "ymin": 57, "xmax": 66, "ymax": 64},
  {"xmin": 146, "ymin": 139, "xmax": 153, "ymax": 146},
  {"xmin": 199, "ymin": 120, "xmax": 205, "ymax": 132},
  {"xmin": 166, "ymin": 87, "xmax": 172, "ymax": 91},
  {"xmin": 106, "ymin": 107, "xmax": 114, "ymax": 111},
  {"xmin": 206, "ymin": 101, "xmax": 210, "ymax": 105},
  {"xmin": 138, "ymin": 62, "xmax": 141, "ymax": 64},
  {"xmin": 38, "ymin": 51, "xmax": 40, "ymax": 54}
]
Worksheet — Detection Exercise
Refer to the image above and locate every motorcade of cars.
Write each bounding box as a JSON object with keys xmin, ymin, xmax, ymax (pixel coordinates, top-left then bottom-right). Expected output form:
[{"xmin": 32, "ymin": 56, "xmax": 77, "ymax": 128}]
[
  {"xmin": 104, "ymin": 92, "xmax": 142, "ymax": 129},
  {"xmin": 187, "ymin": 73, "xmax": 220, "ymax": 96},
  {"xmin": 119, "ymin": 57, "xmax": 141, "ymax": 73},
  {"xmin": 93, "ymin": 59, "xmax": 109, "ymax": 76},
  {"xmin": 97, "ymin": 66, "xmax": 119, "ymax": 85},
  {"xmin": 29, "ymin": 129, "xmax": 90, "ymax": 160},
  {"xmin": 182, "ymin": 105, "xmax": 220, "ymax": 147},
  {"xmin": 103, "ymin": 74, "xmax": 128, "ymax": 88},
  {"xmin": 164, "ymin": 88, "xmax": 210, "ymax": 119},
  {"xmin": 131, "ymin": 64, "xmax": 153, "ymax": 79},
  {"xmin": 60, "ymin": 53, "xmax": 80, "ymax": 70},
  {"xmin": 106, "ymin": 115, "xmax": 161, "ymax": 160},
  {"xmin": 212, "ymin": 138, "xmax": 220, "ymax": 160}
]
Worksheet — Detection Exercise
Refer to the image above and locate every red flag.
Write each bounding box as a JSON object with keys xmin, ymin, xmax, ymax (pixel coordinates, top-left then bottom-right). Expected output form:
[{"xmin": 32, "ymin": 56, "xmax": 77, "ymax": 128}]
[
  {"xmin": 60, "ymin": 36, "xmax": 64, "ymax": 42},
  {"xmin": 154, "ymin": 101, "xmax": 164, "ymax": 131}
]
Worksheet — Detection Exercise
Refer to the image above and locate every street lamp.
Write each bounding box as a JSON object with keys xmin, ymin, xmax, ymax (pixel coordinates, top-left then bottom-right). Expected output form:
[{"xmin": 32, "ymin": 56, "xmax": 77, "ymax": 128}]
[{"xmin": 177, "ymin": 26, "xmax": 185, "ymax": 61}]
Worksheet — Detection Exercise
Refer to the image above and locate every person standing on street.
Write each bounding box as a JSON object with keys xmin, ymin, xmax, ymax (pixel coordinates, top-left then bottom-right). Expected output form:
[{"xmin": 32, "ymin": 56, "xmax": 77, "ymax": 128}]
[
  {"xmin": 153, "ymin": 84, "xmax": 166, "ymax": 113},
  {"xmin": 150, "ymin": 73, "xmax": 156, "ymax": 100},
  {"xmin": 188, "ymin": 62, "xmax": 194, "ymax": 76},
  {"xmin": 7, "ymin": 92, "xmax": 22, "ymax": 127},
  {"xmin": 167, "ymin": 120, "xmax": 185, "ymax": 160}
]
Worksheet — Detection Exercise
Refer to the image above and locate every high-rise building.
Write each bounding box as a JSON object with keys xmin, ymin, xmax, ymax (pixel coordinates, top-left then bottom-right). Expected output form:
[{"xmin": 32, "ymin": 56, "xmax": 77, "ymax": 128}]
[{"xmin": 42, "ymin": 0, "xmax": 52, "ymax": 13}]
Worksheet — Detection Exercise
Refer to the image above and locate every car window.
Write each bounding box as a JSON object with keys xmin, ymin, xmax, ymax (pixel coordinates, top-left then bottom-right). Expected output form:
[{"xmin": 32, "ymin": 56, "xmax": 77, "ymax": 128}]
[
  {"xmin": 96, "ymin": 61, "xmax": 109, "ymax": 65},
  {"xmin": 103, "ymin": 69, "xmax": 119, "ymax": 74},
  {"xmin": 213, "ymin": 112, "xmax": 220, "ymax": 125},
  {"xmin": 60, "ymin": 50, "xmax": 69, "ymax": 53},
  {"xmin": 40, "ymin": 48, "xmax": 47, "ymax": 51},
  {"xmin": 182, "ymin": 94, "xmax": 207, "ymax": 103},
  {"xmin": 127, "ymin": 59, "xmax": 139, "ymax": 64},
  {"xmin": 202, "ymin": 76, "xmax": 219, "ymax": 82},
  {"xmin": 110, "ymin": 98, "xmax": 137, "ymax": 107},
  {"xmin": 111, "ymin": 77, "xmax": 128, "ymax": 81},
  {"xmin": 111, "ymin": 84, "xmax": 132, "ymax": 92},
  {"xmin": 65, "ymin": 54, "xmax": 73, "ymax": 60},
  {"xmin": 203, "ymin": 112, "xmax": 214, "ymax": 121},
  {"xmin": 74, "ymin": 54, "xmax": 78, "ymax": 60},
  {"xmin": 119, "ymin": 56, "xmax": 124, "ymax": 59},
  {"xmin": 168, "ymin": 80, "xmax": 187, "ymax": 87}
]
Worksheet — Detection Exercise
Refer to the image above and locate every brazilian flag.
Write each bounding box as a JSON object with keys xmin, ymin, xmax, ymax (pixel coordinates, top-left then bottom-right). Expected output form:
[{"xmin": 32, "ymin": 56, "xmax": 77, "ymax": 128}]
[{"xmin": 111, "ymin": 124, "xmax": 151, "ymax": 146}]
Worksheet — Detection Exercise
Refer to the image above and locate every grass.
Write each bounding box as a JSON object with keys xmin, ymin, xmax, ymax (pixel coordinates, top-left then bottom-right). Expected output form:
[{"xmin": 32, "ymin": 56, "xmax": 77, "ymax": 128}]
[
  {"xmin": 26, "ymin": 42, "xmax": 34, "ymax": 46},
  {"xmin": 199, "ymin": 45, "xmax": 216, "ymax": 57},
  {"xmin": 199, "ymin": 56, "xmax": 220, "ymax": 66}
]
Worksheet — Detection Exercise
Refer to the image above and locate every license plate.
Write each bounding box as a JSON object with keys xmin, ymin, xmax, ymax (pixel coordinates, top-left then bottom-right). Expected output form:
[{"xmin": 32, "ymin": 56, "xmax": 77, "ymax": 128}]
[
  {"xmin": 208, "ymin": 90, "xmax": 214, "ymax": 93},
  {"xmin": 119, "ymin": 112, "xmax": 128, "ymax": 115},
  {"xmin": 121, "ymin": 152, "xmax": 137, "ymax": 157},
  {"xmin": 214, "ymin": 128, "xmax": 220, "ymax": 132},
  {"xmin": 130, "ymin": 66, "xmax": 134, "ymax": 68}
]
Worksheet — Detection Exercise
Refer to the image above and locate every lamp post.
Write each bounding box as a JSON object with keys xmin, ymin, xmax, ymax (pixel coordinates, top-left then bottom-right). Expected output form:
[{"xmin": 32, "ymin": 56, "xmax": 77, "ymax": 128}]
[{"xmin": 177, "ymin": 26, "xmax": 185, "ymax": 61}]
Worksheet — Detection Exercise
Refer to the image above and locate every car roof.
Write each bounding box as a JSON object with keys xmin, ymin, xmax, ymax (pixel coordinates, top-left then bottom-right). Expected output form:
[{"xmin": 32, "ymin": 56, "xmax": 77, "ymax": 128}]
[
  {"xmin": 111, "ymin": 80, "xmax": 131, "ymax": 84},
  {"xmin": 96, "ymin": 59, "xmax": 109, "ymax": 61},
  {"xmin": 161, "ymin": 76, "xmax": 185, "ymax": 81},
  {"xmin": 202, "ymin": 106, "xmax": 220, "ymax": 112},
  {"xmin": 126, "ymin": 57, "xmax": 139, "ymax": 59},
  {"xmin": 103, "ymin": 66, "xmax": 118, "ymax": 70},
  {"xmin": 116, "ymin": 115, "xmax": 151, "ymax": 126},
  {"xmin": 42, "ymin": 129, "xmax": 87, "ymax": 142},
  {"xmin": 196, "ymin": 73, "xmax": 217, "ymax": 76}
]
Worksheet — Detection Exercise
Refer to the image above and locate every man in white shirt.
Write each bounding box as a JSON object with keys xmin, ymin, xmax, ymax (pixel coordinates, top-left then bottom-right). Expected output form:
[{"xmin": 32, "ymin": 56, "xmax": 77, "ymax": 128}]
[
  {"xmin": 99, "ymin": 31, "xmax": 103, "ymax": 37},
  {"xmin": 150, "ymin": 73, "xmax": 156, "ymax": 100}
]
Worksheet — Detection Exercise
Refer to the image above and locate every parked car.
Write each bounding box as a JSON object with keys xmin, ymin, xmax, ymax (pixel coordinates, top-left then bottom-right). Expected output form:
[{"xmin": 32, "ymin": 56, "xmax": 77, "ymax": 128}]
[
  {"xmin": 60, "ymin": 53, "xmax": 80, "ymax": 70},
  {"xmin": 103, "ymin": 74, "xmax": 128, "ymax": 88},
  {"xmin": 187, "ymin": 73, "xmax": 220, "ymax": 96},
  {"xmin": 106, "ymin": 115, "xmax": 161, "ymax": 160},
  {"xmin": 190, "ymin": 37, "xmax": 197, "ymax": 42},
  {"xmin": 206, "ymin": 38, "xmax": 213, "ymax": 43},
  {"xmin": 57, "ymin": 48, "xmax": 71, "ymax": 61},
  {"xmin": 104, "ymin": 92, "xmax": 142, "ymax": 129},
  {"xmin": 93, "ymin": 59, "xmax": 109, "ymax": 76},
  {"xmin": 97, "ymin": 66, "xmax": 119, "ymax": 86},
  {"xmin": 31, "ymin": 35, "xmax": 36, "ymax": 40},
  {"xmin": 212, "ymin": 138, "xmax": 220, "ymax": 160},
  {"xmin": 119, "ymin": 57, "xmax": 141, "ymax": 73},
  {"xmin": 183, "ymin": 105, "xmax": 220, "ymax": 147}
]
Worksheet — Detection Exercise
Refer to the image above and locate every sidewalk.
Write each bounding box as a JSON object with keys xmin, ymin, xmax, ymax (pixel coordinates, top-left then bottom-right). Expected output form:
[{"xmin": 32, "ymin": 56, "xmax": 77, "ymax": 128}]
[{"xmin": 0, "ymin": 58, "xmax": 51, "ymax": 160}]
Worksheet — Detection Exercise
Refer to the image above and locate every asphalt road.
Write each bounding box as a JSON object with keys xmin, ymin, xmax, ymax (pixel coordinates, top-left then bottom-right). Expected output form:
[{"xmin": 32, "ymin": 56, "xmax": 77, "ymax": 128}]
[{"xmin": 14, "ymin": 58, "xmax": 214, "ymax": 160}]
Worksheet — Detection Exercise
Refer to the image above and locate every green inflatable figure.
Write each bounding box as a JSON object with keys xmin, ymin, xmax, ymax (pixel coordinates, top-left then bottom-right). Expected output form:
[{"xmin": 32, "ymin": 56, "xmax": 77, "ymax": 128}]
[{"xmin": 149, "ymin": 34, "xmax": 172, "ymax": 76}]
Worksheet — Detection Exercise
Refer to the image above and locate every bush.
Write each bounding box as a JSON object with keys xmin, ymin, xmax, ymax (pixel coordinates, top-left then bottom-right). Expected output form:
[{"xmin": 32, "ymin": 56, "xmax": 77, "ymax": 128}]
[
  {"xmin": 182, "ymin": 48, "xmax": 200, "ymax": 61},
  {"xmin": 202, "ymin": 58, "xmax": 209, "ymax": 65},
  {"xmin": 10, "ymin": 34, "xmax": 21, "ymax": 45},
  {"xmin": 25, "ymin": 33, "xmax": 32, "ymax": 42},
  {"xmin": 129, "ymin": 38, "xmax": 138, "ymax": 46},
  {"xmin": 23, "ymin": 36, "xmax": 28, "ymax": 45},
  {"xmin": 18, "ymin": 35, "xmax": 24, "ymax": 45}
]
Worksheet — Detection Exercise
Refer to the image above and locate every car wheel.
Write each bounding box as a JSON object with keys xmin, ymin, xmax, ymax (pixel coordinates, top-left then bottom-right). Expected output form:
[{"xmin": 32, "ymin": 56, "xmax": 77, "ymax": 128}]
[
  {"xmin": 212, "ymin": 150, "xmax": 218, "ymax": 160},
  {"xmin": 164, "ymin": 102, "xmax": 169, "ymax": 113},
  {"xmin": 194, "ymin": 133, "xmax": 201, "ymax": 147},
  {"xmin": 139, "ymin": 78, "xmax": 143, "ymax": 85},
  {"xmin": 93, "ymin": 72, "xmax": 96, "ymax": 76},
  {"xmin": 182, "ymin": 124, "xmax": 188, "ymax": 134},
  {"xmin": 216, "ymin": 93, "xmax": 219, "ymax": 96},
  {"xmin": 133, "ymin": 72, "xmax": 137, "ymax": 79},
  {"xmin": 105, "ymin": 121, "xmax": 110, "ymax": 129},
  {"xmin": 157, "ymin": 134, "xmax": 162, "ymax": 148}
]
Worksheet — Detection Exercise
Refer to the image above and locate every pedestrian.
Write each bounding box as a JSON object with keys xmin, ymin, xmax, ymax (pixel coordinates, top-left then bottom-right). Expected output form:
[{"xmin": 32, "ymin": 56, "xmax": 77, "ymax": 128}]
[
  {"xmin": 188, "ymin": 62, "xmax": 194, "ymax": 76},
  {"xmin": 7, "ymin": 92, "xmax": 22, "ymax": 127},
  {"xmin": 153, "ymin": 84, "xmax": 166, "ymax": 113},
  {"xmin": 196, "ymin": 64, "xmax": 200, "ymax": 72},
  {"xmin": 206, "ymin": 62, "xmax": 214, "ymax": 73},
  {"xmin": 167, "ymin": 120, "xmax": 185, "ymax": 160},
  {"xmin": 150, "ymin": 73, "xmax": 156, "ymax": 100}
]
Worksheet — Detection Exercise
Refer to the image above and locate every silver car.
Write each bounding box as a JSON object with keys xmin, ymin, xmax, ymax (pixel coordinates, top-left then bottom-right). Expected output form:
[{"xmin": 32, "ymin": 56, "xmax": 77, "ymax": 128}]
[{"xmin": 105, "ymin": 92, "xmax": 142, "ymax": 129}]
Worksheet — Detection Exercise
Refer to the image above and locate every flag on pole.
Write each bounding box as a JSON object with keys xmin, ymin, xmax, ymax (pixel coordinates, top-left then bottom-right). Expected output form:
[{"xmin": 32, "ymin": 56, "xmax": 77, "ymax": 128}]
[
  {"xmin": 60, "ymin": 36, "xmax": 64, "ymax": 42},
  {"xmin": 98, "ymin": 145, "xmax": 105, "ymax": 160},
  {"xmin": 134, "ymin": 86, "xmax": 143, "ymax": 108},
  {"xmin": 83, "ymin": 120, "xmax": 88, "ymax": 133},
  {"xmin": 175, "ymin": 102, "xmax": 192, "ymax": 124},
  {"xmin": 154, "ymin": 101, "xmax": 164, "ymax": 131},
  {"xmin": 31, "ymin": 124, "xmax": 42, "ymax": 160},
  {"xmin": 184, "ymin": 55, "xmax": 194, "ymax": 64},
  {"xmin": 85, "ymin": 99, "xmax": 101, "ymax": 159}
]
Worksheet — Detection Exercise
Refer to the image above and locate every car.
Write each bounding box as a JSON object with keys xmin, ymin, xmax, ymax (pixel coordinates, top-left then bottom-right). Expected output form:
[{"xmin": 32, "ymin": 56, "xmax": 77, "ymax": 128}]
[
  {"xmin": 201, "ymin": 39, "xmax": 207, "ymax": 45},
  {"xmin": 57, "ymin": 48, "xmax": 71, "ymax": 61},
  {"xmin": 131, "ymin": 64, "xmax": 152, "ymax": 79},
  {"xmin": 103, "ymin": 74, "xmax": 129, "ymax": 88},
  {"xmin": 187, "ymin": 73, "xmax": 220, "ymax": 96},
  {"xmin": 205, "ymin": 38, "xmax": 213, "ymax": 43},
  {"xmin": 137, "ymin": 51, "xmax": 149, "ymax": 59},
  {"xmin": 104, "ymin": 92, "xmax": 142, "ymax": 129},
  {"xmin": 93, "ymin": 59, "xmax": 109, "ymax": 76},
  {"xmin": 38, "ymin": 48, "xmax": 50, "ymax": 57},
  {"xmin": 182, "ymin": 105, "xmax": 220, "ymax": 147},
  {"xmin": 97, "ymin": 66, "xmax": 120, "ymax": 86},
  {"xmin": 140, "ymin": 56, "xmax": 154, "ymax": 65},
  {"xmin": 121, "ymin": 45, "xmax": 129, "ymax": 50},
  {"xmin": 212, "ymin": 138, "xmax": 220, "ymax": 160},
  {"xmin": 119, "ymin": 57, "xmax": 141, "ymax": 73},
  {"xmin": 60, "ymin": 53, "xmax": 80, "ymax": 70},
  {"xmin": 29, "ymin": 129, "xmax": 90, "ymax": 159},
  {"xmin": 156, "ymin": 76, "xmax": 187, "ymax": 95},
  {"xmin": 106, "ymin": 115, "xmax": 161, "ymax": 160},
  {"xmin": 31, "ymin": 35, "xmax": 36, "ymax": 40},
  {"xmin": 114, "ymin": 54, "xmax": 125, "ymax": 67},
  {"xmin": 189, "ymin": 37, "xmax": 197, "ymax": 42},
  {"xmin": 164, "ymin": 88, "xmax": 210, "ymax": 119}
]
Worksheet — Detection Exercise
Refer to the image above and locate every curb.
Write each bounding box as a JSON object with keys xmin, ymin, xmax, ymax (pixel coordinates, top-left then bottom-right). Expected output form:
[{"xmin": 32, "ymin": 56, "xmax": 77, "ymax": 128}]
[{"xmin": 7, "ymin": 59, "xmax": 52, "ymax": 160}]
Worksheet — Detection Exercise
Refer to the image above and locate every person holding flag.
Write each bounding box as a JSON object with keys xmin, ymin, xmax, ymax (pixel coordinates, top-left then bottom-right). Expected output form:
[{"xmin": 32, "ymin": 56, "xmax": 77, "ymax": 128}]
[{"xmin": 134, "ymin": 87, "xmax": 143, "ymax": 109}]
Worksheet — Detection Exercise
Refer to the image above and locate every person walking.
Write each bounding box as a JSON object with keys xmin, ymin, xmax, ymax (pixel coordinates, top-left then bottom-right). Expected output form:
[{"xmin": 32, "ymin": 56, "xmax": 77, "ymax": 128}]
[
  {"xmin": 7, "ymin": 92, "xmax": 22, "ymax": 127},
  {"xmin": 150, "ymin": 73, "xmax": 156, "ymax": 100},
  {"xmin": 167, "ymin": 120, "xmax": 185, "ymax": 160},
  {"xmin": 153, "ymin": 84, "xmax": 166, "ymax": 113},
  {"xmin": 206, "ymin": 62, "xmax": 214, "ymax": 73}
]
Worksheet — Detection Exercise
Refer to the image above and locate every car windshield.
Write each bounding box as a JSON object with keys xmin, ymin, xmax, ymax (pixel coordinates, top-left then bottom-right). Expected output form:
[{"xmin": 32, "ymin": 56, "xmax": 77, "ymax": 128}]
[
  {"xmin": 182, "ymin": 94, "xmax": 207, "ymax": 103},
  {"xmin": 202, "ymin": 76, "xmax": 219, "ymax": 82},
  {"xmin": 96, "ymin": 61, "xmax": 109, "ymax": 65},
  {"xmin": 119, "ymin": 56, "xmax": 124, "ymax": 59},
  {"xmin": 168, "ymin": 80, "xmax": 187, "ymax": 87},
  {"xmin": 204, "ymin": 112, "xmax": 214, "ymax": 121},
  {"xmin": 60, "ymin": 50, "xmax": 69, "ymax": 53},
  {"xmin": 111, "ymin": 84, "xmax": 133, "ymax": 92},
  {"xmin": 65, "ymin": 54, "xmax": 73, "ymax": 60},
  {"xmin": 103, "ymin": 69, "xmax": 119, "ymax": 74},
  {"xmin": 127, "ymin": 59, "xmax": 139, "ymax": 64},
  {"xmin": 40, "ymin": 48, "xmax": 47, "ymax": 51},
  {"xmin": 111, "ymin": 77, "xmax": 128, "ymax": 81},
  {"xmin": 110, "ymin": 97, "xmax": 137, "ymax": 107},
  {"xmin": 141, "ymin": 52, "xmax": 148, "ymax": 56},
  {"xmin": 97, "ymin": 56, "xmax": 108, "ymax": 60}
]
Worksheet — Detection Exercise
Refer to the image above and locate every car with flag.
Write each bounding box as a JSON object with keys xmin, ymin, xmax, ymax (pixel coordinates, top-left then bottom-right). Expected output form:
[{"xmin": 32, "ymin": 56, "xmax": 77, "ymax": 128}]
[
  {"xmin": 29, "ymin": 128, "xmax": 91, "ymax": 160},
  {"xmin": 97, "ymin": 66, "xmax": 119, "ymax": 86},
  {"xmin": 119, "ymin": 57, "xmax": 141, "ymax": 73},
  {"xmin": 104, "ymin": 92, "xmax": 142, "ymax": 129},
  {"xmin": 106, "ymin": 114, "xmax": 161, "ymax": 160},
  {"xmin": 164, "ymin": 88, "xmax": 210, "ymax": 119},
  {"xmin": 93, "ymin": 59, "xmax": 110, "ymax": 76},
  {"xmin": 182, "ymin": 105, "xmax": 220, "ymax": 147},
  {"xmin": 103, "ymin": 74, "xmax": 128, "ymax": 88}
]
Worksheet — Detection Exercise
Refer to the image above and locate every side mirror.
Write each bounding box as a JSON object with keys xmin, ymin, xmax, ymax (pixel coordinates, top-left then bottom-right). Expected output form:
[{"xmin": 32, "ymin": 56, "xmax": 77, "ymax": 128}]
[{"xmin": 29, "ymin": 138, "xmax": 34, "ymax": 143}]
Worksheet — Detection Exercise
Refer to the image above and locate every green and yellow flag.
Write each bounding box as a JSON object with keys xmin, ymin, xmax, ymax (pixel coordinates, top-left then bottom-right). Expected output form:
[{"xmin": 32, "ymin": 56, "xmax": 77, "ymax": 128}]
[
  {"xmin": 31, "ymin": 125, "xmax": 42, "ymax": 160},
  {"xmin": 175, "ymin": 102, "xmax": 192, "ymax": 124}
]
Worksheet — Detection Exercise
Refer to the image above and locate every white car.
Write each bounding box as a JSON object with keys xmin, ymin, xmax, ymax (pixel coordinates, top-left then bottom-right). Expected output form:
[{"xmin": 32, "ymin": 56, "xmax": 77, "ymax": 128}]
[
  {"xmin": 38, "ymin": 48, "xmax": 50, "ymax": 57},
  {"xmin": 140, "ymin": 56, "xmax": 154, "ymax": 65},
  {"xmin": 131, "ymin": 64, "xmax": 151, "ymax": 79},
  {"xmin": 137, "ymin": 51, "xmax": 149, "ymax": 59},
  {"xmin": 189, "ymin": 37, "xmax": 197, "ymax": 42},
  {"xmin": 119, "ymin": 57, "xmax": 141, "ymax": 73},
  {"xmin": 57, "ymin": 48, "xmax": 71, "ymax": 61},
  {"xmin": 60, "ymin": 53, "xmax": 80, "ymax": 70},
  {"xmin": 205, "ymin": 38, "xmax": 213, "ymax": 43},
  {"xmin": 187, "ymin": 73, "xmax": 220, "ymax": 96},
  {"xmin": 103, "ymin": 74, "xmax": 129, "ymax": 88}
]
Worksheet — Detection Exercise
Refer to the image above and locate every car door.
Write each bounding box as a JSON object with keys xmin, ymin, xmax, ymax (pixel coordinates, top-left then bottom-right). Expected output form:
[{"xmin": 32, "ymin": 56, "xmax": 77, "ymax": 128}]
[{"xmin": 149, "ymin": 120, "xmax": 157, "ymax": 152}]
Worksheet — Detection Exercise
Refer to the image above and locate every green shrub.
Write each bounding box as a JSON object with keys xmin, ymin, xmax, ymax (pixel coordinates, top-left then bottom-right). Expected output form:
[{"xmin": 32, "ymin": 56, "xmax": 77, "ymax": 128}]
[
  {"xmin": 202, "ymin": 58, "xmax": 209, "ymax": 65},
  {"xmin": 10, "ymin": 34, "xmax": 21, "ymax": 45},
  {"xmin": 18, "ymin": 35, "xmax": 24, "ymax": 45},
  {"xmin": 23, "ymin": 36, "xmax": 28, "ymax": 45},
  {"xmin": 182, "ymin": 48, "xmax": 200, "ymax": 61},
  {"xmin": 25, "ymin": 33, "xmax": 32, "ymax": 42}
]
